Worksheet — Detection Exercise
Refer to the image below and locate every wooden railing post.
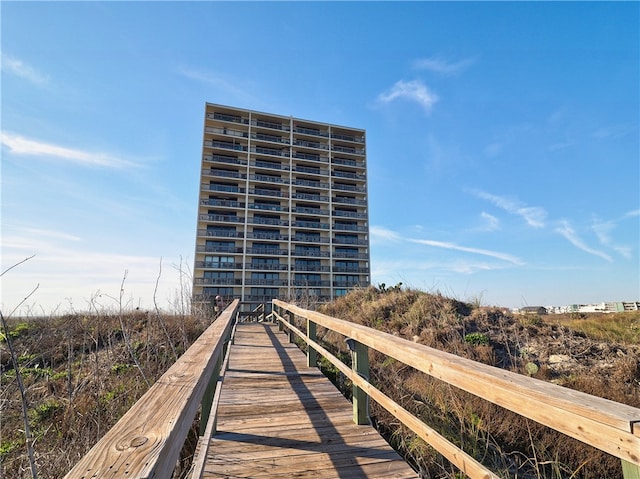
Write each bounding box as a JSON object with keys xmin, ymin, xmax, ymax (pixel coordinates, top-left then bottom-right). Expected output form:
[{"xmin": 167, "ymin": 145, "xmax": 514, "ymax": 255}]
[
  {"xmin": 623, "ymin": 459, "xmax": 640, "ymax": 479},
  {"xmin": 307, "ymin": 318, "xmax": 317, "ymax": 367},
  {"xmin": 351, "ymin": 340, "xmax": 369, "ymax": 425},
  {"xmin": 288, "ymin": 314, "xmax": 295, "ymax": 343},
  {"xmin": 200, "ymin": 353, "xmax": 221, "ymax": 435}
]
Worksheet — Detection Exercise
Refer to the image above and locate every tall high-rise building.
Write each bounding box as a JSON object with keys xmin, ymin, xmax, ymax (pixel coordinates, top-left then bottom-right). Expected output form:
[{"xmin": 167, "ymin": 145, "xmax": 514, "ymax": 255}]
[{"xmin": 193, "ymin": 103, "xmax": 370, "ymax": 310}]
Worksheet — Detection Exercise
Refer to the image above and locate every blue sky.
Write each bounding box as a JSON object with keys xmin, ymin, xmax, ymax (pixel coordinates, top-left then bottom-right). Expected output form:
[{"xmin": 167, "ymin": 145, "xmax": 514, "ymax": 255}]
[{"xmin": 2, "ymin": 2, "xmax": 638, "ymax": 314}]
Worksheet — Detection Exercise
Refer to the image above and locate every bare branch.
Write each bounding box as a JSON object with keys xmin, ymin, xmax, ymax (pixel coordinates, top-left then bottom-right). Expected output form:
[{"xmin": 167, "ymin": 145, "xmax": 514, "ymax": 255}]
[{"xmin": 1, "ymin": 254, "xmax": 36, "ymax": 277}]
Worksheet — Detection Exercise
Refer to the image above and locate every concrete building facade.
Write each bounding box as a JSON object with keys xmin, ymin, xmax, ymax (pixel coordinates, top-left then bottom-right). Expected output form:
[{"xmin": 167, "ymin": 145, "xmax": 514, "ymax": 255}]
[{"xmin": 193, "ymin": 103, "xmax": 370, "ymax": 309}]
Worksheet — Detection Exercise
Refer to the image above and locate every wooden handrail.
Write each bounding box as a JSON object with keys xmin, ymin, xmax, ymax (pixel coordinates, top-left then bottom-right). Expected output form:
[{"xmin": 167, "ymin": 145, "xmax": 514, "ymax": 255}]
[
  {"xmin": 272, "ymin": 299, "xmax": 640, "ymax": 478},
  {"xmin": 64, "ymin": 300, "xmax": 239, "ymax": 479}
]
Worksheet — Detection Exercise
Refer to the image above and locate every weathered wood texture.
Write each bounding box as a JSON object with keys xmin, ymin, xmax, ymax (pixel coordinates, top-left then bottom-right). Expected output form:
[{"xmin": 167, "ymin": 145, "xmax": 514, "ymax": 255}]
[
  {"xmin": 198, "ymin": 323, "xmax": 417, "ymax": 478},
  {"xmin": 64, "ymin": 300, "xmax": 239, "ymax": 479},
  {"xmin": 273, "ymin": 300, "xmax": 640, "ymax": 468}
]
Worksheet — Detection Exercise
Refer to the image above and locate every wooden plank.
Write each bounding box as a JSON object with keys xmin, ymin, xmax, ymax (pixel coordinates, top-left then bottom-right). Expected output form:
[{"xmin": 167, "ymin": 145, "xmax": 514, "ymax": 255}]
[
  {"xmin": 199, "ymin": 323, "xmax": 417, "ymax": 478},
  {"xmin": 274, "ymin": 300, "xmax": 640, "ymax": 465}
]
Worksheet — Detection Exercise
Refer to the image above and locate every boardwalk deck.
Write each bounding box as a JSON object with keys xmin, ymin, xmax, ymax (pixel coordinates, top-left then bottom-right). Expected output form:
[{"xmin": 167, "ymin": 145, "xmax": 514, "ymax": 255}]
[{"xmin": 198, "ymin": 322, "xmax": 418, "ymax": 478}]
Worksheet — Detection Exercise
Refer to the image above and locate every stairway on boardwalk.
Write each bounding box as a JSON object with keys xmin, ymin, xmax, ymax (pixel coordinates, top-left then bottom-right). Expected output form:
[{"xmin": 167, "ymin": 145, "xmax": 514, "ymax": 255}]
[{"xmin": 196, "ymin": 322, "xmax": 418, "ymax": 478}]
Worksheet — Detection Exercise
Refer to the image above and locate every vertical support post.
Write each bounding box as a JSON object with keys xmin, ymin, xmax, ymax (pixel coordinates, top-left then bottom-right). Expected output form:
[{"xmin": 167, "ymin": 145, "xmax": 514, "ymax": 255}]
[
  {"xmin": 352, "ymin": 341, "xmax": 370, "ymax": 425},
  {"xmin": 288, "ymin": 315, "xmax": 295, "ymax": 343},
  {"xmin": 307, "ymin": 318, "xmax": 317, "ymax": 367},
  {"xmin": 622, "ymin": 460, "xmax": 640, "ymax": 479},
  {"xmin": 200, "ymin": 351, "xmax": 222, "ymax": 435}
]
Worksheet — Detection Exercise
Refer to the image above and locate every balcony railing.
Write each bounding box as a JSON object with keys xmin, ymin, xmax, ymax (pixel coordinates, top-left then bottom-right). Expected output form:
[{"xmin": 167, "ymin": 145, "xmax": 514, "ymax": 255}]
[
  {"xmin": 246, "ymin": 263, "xmax": 289, "ymax": 271},
  {"xmin": 332, "ymin": 184, "xmax": 366, "ymax": 192},
  {"xmin": 292, "ymin": 280, "xmax": 331, "ymax": 287},
  {"xmin": 293, "ymin": 249, "xmax": 330, "ymax": 258},
  {"xmin": 292, "ymin": 264, "xmax": 331, "ymax": 272},
  {"xmin": 294, "ymin": 126, "xmax": 329, "ymax": 137},
  {"xmin": 292, "ymin": 220, "xmax": 329, "ymax": 229},
  {"xmin": 252, "ymin": 133, "xmax": 289, "ymax": 144},
  {"xmin": 330, "ymin": 133, "xmax": 365, "ymax": 144},
  {"xmin": 293, "ymin": 166, "xmax": 327, "ymax": 175},
  {"xmin": 293, "ymin": 207, "xmax": 329, "ymax": 215},
  {"xmin": 252, "ymin": 119, "xmax": 290, "ymax": 131},
  {"xmin": 249, "ymin": 203, "xmax": 285, "ymax": 212},
  {"xmin": 250, "ymin": 188, "xmax": 285, "ymax": 198},
  {"xmin": 334, "ymin": 224, "xmax": 368, "ymax": 232},
  {"xmin": 196, "ymin": 246, "xmax": 243, "ymax": 254},
  {"xmin": 253, "ymin": 161, "xmax": 289, "ymax": 171},
  {"xmin": 199, "ymin": 230, "xmax": 244, "ymax": 238},
  {"xmin": 333, "ymin": 266, "xmax": 370, "ymax": 273},
  {"xmin": 293, "ymin": 140, "xmax": 329, "ymax": 150},
  {"xmin": 207, "ymin": 140, "xmax": 247, "ymax": 152},
  {"xmin": 204, "ymin": 154, "xmax": 246, "ymax": 166},
  {"xmin": 293, "ymin": 235, "xmax": 329, "ymax": 243},
  {"xmin": 333, "ymin": 197, "xmax": 367, "ymax": 206},
  {"xmin": 195, "ymin": 261, "xmax": 243, "ymax": 269},
  {"xmin": 332, "ymin": 157, "xmax": 365, "ymax": 168},
  {"xmin": 245, "ymin": 279, "xmax": 288, "ymax": 286},
  {"xmin": 332, "ymin": 145, "xmax": 365, "ymax": 155},
  {"xmin": 333, "ymin": 252, "xmax": 368, "ymax": 259},
  {"xmin": 194, "ymin": 278, "xmax": 243, "ymax": 285},
  {"xmin": 204, "ymin": 169, "xmax": 245, "ymax": 179},
  {"xmin": 293, "ymin": 179, "xmax": 328, "ymax": 189},
  {"xmin": 200, "ymin": 199, "xmax": 244, "ymax": 208},
  {"xmin": 251, "ymin": 146, "xmax": 290, "ymax": 157},
  {"xmin": 246, "ymin": 247, "xmax": 288, "ymax": 255},
  {"xmin": 251, "ymin": 174, "xmax": 287, "ymax": 184},
  {"xmin": 250, "ymin": 217, "xmax": 288, "ymax": 226},
  {"xmin": 333, "ymin": 210, "xmax": 367, "ymax": 219},
  {"xmin": 205, "ymin": 127, "xmax": 248, "ymax": 138},
  {"xmin": 333, "ymin": 237, "xmax": 368, "ymax": 245},
  {"xmin": 203, "ymin": 184, "xmax": 244, "ymax": 194},
  {"xmin": 293, "ymin": 193, "xmax": 329, "ymax": 202},
  {"xmin": 246, "ymin": 232, "xmax": 286, "ymax": 241},
  {"xmin": 209, "ymin": 112, "xmax": 249, "ymax": 124},
  {"xmin": 332, "ymin": 171, "xmax": 366, "ymax": 180},
  {"xmin": 333, "ymin": 280, "xmax": 364, "ymax": 287},
  {"xmin": 293, "ymin": 152, "xmax": 329, "ymax": 163},
  {"xmin": 199, "ymin": 214, "xmax": 244, "ymax": 223}
]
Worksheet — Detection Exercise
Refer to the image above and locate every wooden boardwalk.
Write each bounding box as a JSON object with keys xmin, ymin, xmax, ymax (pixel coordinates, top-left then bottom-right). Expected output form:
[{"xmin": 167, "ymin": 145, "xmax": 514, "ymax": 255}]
[{"xmin": 197, "ymin": 322, "xmax": 418, "ymax": 478}]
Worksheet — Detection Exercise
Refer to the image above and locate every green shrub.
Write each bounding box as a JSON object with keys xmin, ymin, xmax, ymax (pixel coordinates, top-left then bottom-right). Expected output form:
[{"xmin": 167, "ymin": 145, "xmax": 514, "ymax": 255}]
[{"xmin": 464, "ymin": 332, "xmax": 489, "ymax": 346}]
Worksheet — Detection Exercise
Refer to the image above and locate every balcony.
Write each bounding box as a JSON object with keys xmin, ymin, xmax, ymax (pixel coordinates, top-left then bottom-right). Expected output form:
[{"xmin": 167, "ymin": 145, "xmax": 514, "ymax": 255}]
[
  {"xmin": 199, "ymin": 214, "xmax": 245, "ymax": 223},
  {"xmin": 246, "ymin": 247, "xmax": 288, "ymax": 255},
  {"xmin": 204, "ymin": 169, "xmax": 245, "ymax": 179},
  {"xmin": 195, "ymin": 278, "xmax": 243, "ymax": 286},
  {"xmin": 293, "ymin": 179, "xmax": 328, "ymax": 189},
  {"xmin": 293, "ymin": 220, "xmax": 329, "ymax": 229},
  {"xmin": 293, "ymin": 235, "xmax": 329, "ymax": 243},
  {"xmin": 292, "ymin": 280, "xmax": 331, "ymax": 287},
  {"xmin": 246, "ymin": 232, "xmax": 286, "ymax": 241},
  {"xmin": 251, "ymin": 146, "xmax": 290, "ymax": 157},
  {"xmin": 333, "ymin": 266, "xmax": 370, "ymax": 273},
  {"xmin": 250, "ymin": 188, "xmax": 285, "ymax": 198},
  {"xmin": 332, "ymin": 157, "xmax": 365, "ymax": 168},
  {"xmin": 203, "ymin": 184, "xmax": 244, "ymax": 193},
  {"xmin": 196, "ymin": 245, "xmax": 243, "ymax": 254},
  {"xmin": 333, "ymin": 280, "xmax": 364, "ymax": 287},
  {"xmin": 293, "ymin": 192, "xmax": 329, "ymax": 202},
  {"xmin": 334, "ymin": 224, "xmax": 368, "ymax": 232},
  {"xmin": 196, "ymin": 261, "xmax": 243, "ymax": 269},
  {"xmin": 249, "ymin": 203, "xmax": 285, "ymax": 212},
  {"xmin": 246, "ymin": 263, "xmax": 289, "ymax": 271},
  {"xmin": 207, "ymin": 140, "xmax": 247, "ymax": 152},
  {"xmin": 294, "ymin": 126, "xmax": 329, "ymax": 138},
  {"xmin": 205, "ymin": 127, "xmax": 248, "ymax": 139},
  {"xmin": 204, "ymin": 154, "xmax": 247, "ymax": 166},
  {"xmin": 330, "ymin": 133, "xmax": 365, "ymax": 144},
  {"xmin": 333, "ymin": 197, "xmax": 367, "ymax": 206},
  {"xmin": 293, "ymin": 140, "xmax": 329, "ymax": 150},
  {"xmin": 292, "ymin": 206, "xmax": 329, "ymax": 215},
  {"xmin": 250, "ymin": 217, "xmax": 288, "ymax": 226},
  {"xmin": 253, "ymin": 160, "xmax": 289, "ymax": 171},
  {"xmin": 209, "ymin": 112, "xmax": 249, "ymax": 124},
  {"xmin": 293, "ymin": 249, "xmax": 330, "ymax": 258},
  {"xmin": 245, "ymin": 278, "xmax": 288, "ymax": 286},
  {"xmin": 293, "ymin": 165, "xmax": 327, "ymax": 175},
  {"xmin": 251, "ymin": 174, "xmax": 287, "ymax": 184},
  {"xmin": 252, "ymin": 119, "xmax": 289, "ymax": 131},
  {"xmin": 200, "ymin": 199, "xmax": 244, "ymax": 208},
  {"xmin": 293, "ymin": 152, "xmax": 329, "ymax": 163},
  {"xmin": 332, "ymin": 183, "xmax": 366, "ymax": 193},
  {"xmin": 332, "ymin": 171, "xmax": 366, "ymax": 180},
  {"xmin": 333, "ymin": 237, "xmax": 368, "ymax": 245},
  {"xmin": 332, "ymin": 145, "xmax": 365, "ymax": 155},
  {"xmin": 199, "ymin": 229, "xmax": 244, "ymax": 238},
  {"xmin": 333, "ymin": 210, "xmax": 367, "ymax": 219},
  {"xmin": 252, "ymin": 133, "xmax": 289, "ymax": 145},
  {"xmin": 293, "ymin": 264, "xmax": 331, "ymax": 272},
  {"xmin": 333, "ymin": 251, "xmax": 368, "ymax": 259}
]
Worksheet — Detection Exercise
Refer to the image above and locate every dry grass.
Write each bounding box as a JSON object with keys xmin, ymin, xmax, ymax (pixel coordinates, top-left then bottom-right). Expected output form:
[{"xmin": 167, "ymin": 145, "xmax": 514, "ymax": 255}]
[
  {"xmin": 319, "ymin": 286, "xmax": 640, "ymax": 479},
  {"xmin": 0, "ymin": 310, "xmax": 209, "ymax": 478}
]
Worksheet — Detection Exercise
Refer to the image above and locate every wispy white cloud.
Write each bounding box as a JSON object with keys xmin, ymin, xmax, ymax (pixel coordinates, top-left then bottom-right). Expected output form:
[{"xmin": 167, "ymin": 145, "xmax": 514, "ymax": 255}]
[
  {"xmin": 556, "ymin": 220, "xmax": 613, "ymax": 262},
  {"xmin": 177, "ymin": 65, "xmax": 257, "ymax": 104},
  {"xmin": 472, "ymin": 190, "xmax": 547, "ymax": 228},
  {"xmin": 413, "ymin": 56, "xmax": 476, "ymax": 75},
  {"xmin": 376, "ymin": 80, "xmax": 438, "ymax": 113},
  {"xmin": 624, "ymin": 209, "xmax": 640, "ymax": 218},
  {"xmin": 370, "ymin": 226, "xmax": 403, "ymax": 243},
  {"xmin": 593, "ymin": 124, "xmax": 637, "ymax": 140},
  {"xmin": 408, "ymin": 238, "xmax": 524, "ymax": 265},
  {"xmin": 479, "ymin": 212, "xmax": 500, "ymax": 231},
  {"xmin": 592, "ymin": 213, "xmax": 636, "ymax": 259},
  {"xmin": 1, "ymin": 53, "xmax": 49, "ymax": 86},
  {"xmin": 1, "ymin": 132, "xmax": 138, "ymax": 169}
]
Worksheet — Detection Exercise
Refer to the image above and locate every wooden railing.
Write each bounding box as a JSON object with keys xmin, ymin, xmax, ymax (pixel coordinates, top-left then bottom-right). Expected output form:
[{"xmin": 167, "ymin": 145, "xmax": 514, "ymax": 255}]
[
  {"xmin": 63, "ymin": 300, "xmax": 240, "ymax": 479},
  {"xmin": 272, "ymin": 299, "xmax": 640, "ymax": 479}
]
